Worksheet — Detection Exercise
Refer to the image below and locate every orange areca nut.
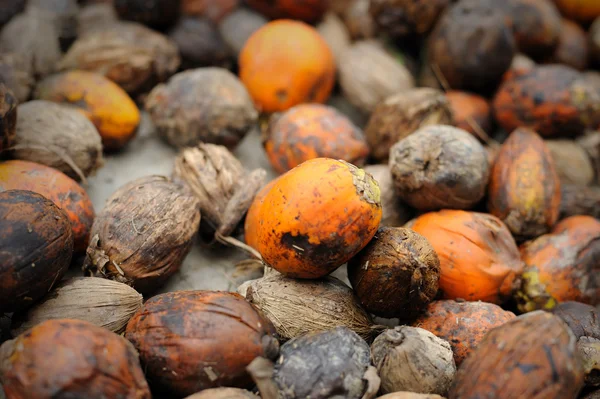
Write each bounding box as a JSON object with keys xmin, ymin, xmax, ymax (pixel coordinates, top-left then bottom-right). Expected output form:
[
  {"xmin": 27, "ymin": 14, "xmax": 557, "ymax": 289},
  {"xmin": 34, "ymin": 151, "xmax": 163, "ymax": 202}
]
[
  {"xmin": 239, "ymin": 20, "xmax": 335, "ymax": 113},
  {"xmin": 245, "ymin": 0, "xmax": 327, "ymax": 23},
  {"xmin": 445, "ymin": 91, "xmax": 492, "ymax": 138},
  {"xmin": 264, "ymin": 103, "xmax": 369, "ymax": 173},
  {"xmin": 34, "ymin": 70, "xmax": 140, "ymax": 151},
  {"xmin": 409, "ymin": 210, "xmax": 524, "ymax": 303},
  {"xmin": 554, "ymin": 0, "xmax": 600, "ymax": 23},
  {"xmin": 245, "ymin": 158, "xmax": 382, "ymax": 279}
]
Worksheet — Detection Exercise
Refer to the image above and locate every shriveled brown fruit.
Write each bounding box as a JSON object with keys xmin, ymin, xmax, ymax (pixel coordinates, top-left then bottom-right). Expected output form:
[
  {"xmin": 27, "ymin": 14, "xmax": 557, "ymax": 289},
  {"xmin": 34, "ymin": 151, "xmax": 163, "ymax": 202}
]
[
  {"xmin": 339, "ymin": 0, "xmax": 376, "ymax": 40},
  {"xmin": 11, "ymin": 277, "xmax": 143, "ymax": 336},
  {"xmin": 365, "ymin": 88, "xmax": 454, "ymax": 161},
  {"xmin": 552, "ymin": 301, "xmax": 600, "ymax": 340},
  {"xmin": 26, "ymin": 0, "xmax": 79, "ymax": 51},
  {"xmin": 369, "ymin": 0, "xmax": 450, "ymax": 39},
  {"xmin": 181, "ymin": 0, "xmax": 239, "ymax": 22},
  {"xmin": 169, "ymin": 17, "xmax": 230, "ymax": 69},
  {"xmin": 560, "ymin": 184, "xmax": 600, "ymax": 219},
  {"xmin": 488, "ymin": 127, "xmax": 561, "ymax": 239},
  {"xmin": 389, "ymin": 125, "xmax": 490, "ymax": 211},
  {"xmin": 125, "ymin": 291, "xmax": 278, "ymax": 397},
  {"xmin": 543, "ymin": 18, "xmax": 589, "ymax": 70},
  {"xmin": 218, "ymin": 7, "xmax": 267, "ymax": 57},
  {"xmin": 508, "ymin": 0, "xmax": 561, "ymax": 59},
  {"xmin": 372, "ymin": 326, "xmax": 456, "ymax": 395},
  {"xmin": 0, "ymin": 319, "xmax": 151, "ymax": 399},
  {"xmin": 445, "ymin": 91, "xmax": 492, "ymax": 139},
  {"xmin": 348, "ymin": 227, "xmax": 440, "ymax": 320},
  {"xmin": 84, "ymin": 176, "xmax": 201, "ymax": 294},
  {"xmin": 146, "ymin": 68, "xmax": 257, "ymax": 149},
  {"xmin": 363, "ymin": 164, "xmax": 413, "ymax": 227},
  {"xmin": 76, "ymin": 3, "xmax": 118, "ymax": 36},
  {"xmin": 412, "ymin": 300, "xmax": 516, "ymax": 366},
  {"xmin": 0, "ymin": 0, "xmax": 25, "ymax": 27},
  {"xmin": 0, "ymin": 83, "xmax": 17, "ymax": 153},
  {"xmin": 185, "ymin": 388, "xmax": 258, "ymax": 399},
  {"xmin": 0, "ymin": 53, "xmax": 34, "ymax": 102},
  {"xmin": 0, "ymin": 190, "xmax": 73, "ymax": 313},
  {"xmin": 545, "ymin": 139, "xmax": 594, "ymax": 185},
  {"xmin": 114, "ymin": 0, "xmax": 180, "ymax": 29}
]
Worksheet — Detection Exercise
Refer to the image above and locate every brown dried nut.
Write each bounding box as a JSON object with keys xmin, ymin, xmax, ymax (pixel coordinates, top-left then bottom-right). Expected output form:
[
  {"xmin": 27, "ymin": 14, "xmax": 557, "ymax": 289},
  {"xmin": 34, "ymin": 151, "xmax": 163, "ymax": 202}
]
[
  {"xmin": 560, "ymin": 184, "xmax": 600, "ymax": 220},
  {"xmin": 317, "ymin": 13, "xmax": 351, "ymax": 68},
  {"xmin": 389, "ymin": 125, "xmax": 490, "ymax": 211},
  {"xmin": 181, "ymin": 0, "xmax": 239, "ymax": 22},
  {"xmin": 591, "ymin": 18, "xmax": 600, "ymax": 67},
  {"xmin": 0, "ymin": 0, "xmax": 25, "ymax": 27},
  {"xmin": 169, "ymin": 17, "xmax": 230, "ymax": 69},
  {"xmin": 125, "ymin": 291, "xmax": 278, "ymax": 397},
  {"xmin": 0, "ymin": 83, "xmax": 17, "ymax": 153},
  {"xmin": 339, "ymin": 40, "xmax": 415, "ymax": 114},
  {"xmin": 369, "ymin": 0, "xmax": 450, "ymax": 39},
  {"xmin": 508, "ymin": 0, "xmax": 561, "ymax": 59},
  {"xmin": 348, "ymin": 227, "xmax": 440, "ymax": 320},
  {"xmin": 83, "ymin": 176, "xmax": 201, "ymax": 294},
  {"xmin": 0, "ymin": 53, "xmax": 34, "ymax": 102},
  {"xmin": 449, "ymin": 311, "xmax": 584, "ymax": 399},
  {"xmin": 340, "ymin": 0, "xmax": 375, "ymax": 40},
  {"xmin": 545, "ymin": 139, "xmax": 594, "ymax": 186},
  {"xmin": 516, "ymin": 215, "xmax": 600, "ymax": 312},
  {"xmin": 412, "ymin": 300, "xmax": 516, "ymax": 366},
  {"xmin": 579, "ymin": 337, "xmax": 600, "ymax": 387},
  {"xmin": 218, "ymin": 7, "xmax": 267, "ymax": 58},
  {"xmin": 552, "ymin": 301, "xmax": 600, "ymax": 340},
  {"xmin": 0, "ymin": 13, "xmax": 61, "ymax": 79},
  {"xmin": 379, "ymin": 394, "xmax": 445, "ymax": 399},
  {"xmin": 372, "ymin": 326, "xmax": 456, "ymax": 396},
  {"xmin": 445, "ymin": 91, "xmax": 492, "ymax": 138},
  {"xmin": 185, "ymin": 388, "xmax": 259, "ymax": 399},
  {"xmin": 11, "ymin": 277, "xmax": 142, "ymax": 336},
  {"xmin": 146, "ymin": 68, "xmax": 257, "ymax": 149},
  {"xmin": 365, "ymin": 88, "xmax": 454, "ymax": 161},
  {"xmin": 77, "ymin": 3, "xmax": 118, "ymax": 36},
  {"xmin": 578, "ymin": 131, "xmax": 600, "ymax": 182},
  {"xmin": 245, "ymin": 0, "xmax": 327, "ymax": 23},
  {"xmin": 58, "ymin": 21, "xmax": 180, "ymax": 95},
  {"xmin": 0, "ymin": 319, "xmax": 151, "ymax": 399},
  {"xmin": 114, "ymin": 0, "xmax": 180, "ymax": 29},
  {"xmin": 488, "ymin": 127, "xmax": 561, "ymax": 239},
  {"xmin": 26, "ymin": 0, "xmax": 79, "ymax": 51},
  {"xmin": 427, "ymin": 0, "xmax": 515, "ymax": 93},
  {"xmin": 14, "ymin": 100, "xmax": 103, "ymax": 182},
  {"xmin": 493, "ymin": 65, "xmax": 600, "ymax": 138},
  {"xmin": 543, "ymin": 19, "xmax": 589, "ymax": 71},
  {"xmin": 0, "ymin": 190, "xmax": 73, "ymax": 313},
  {"xmin": 363, "ymin": 164, "xmax": 413, "ymax": 227}
]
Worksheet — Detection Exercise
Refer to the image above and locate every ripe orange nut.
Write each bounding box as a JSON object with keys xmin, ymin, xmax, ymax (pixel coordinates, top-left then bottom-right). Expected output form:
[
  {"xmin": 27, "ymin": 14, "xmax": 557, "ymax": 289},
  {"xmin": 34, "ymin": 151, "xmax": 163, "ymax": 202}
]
[
  {"xmin": 245, "ymin": 158, "xmax": 382, "ymax": 279},
  {"xmin": 553, "ymin": 0, "xmax": 600, "ymax": 23},
  {"xmin": 245, "ymin": 0, "xmax": 328, "ymax": 23},
  {"xmin": 239, "ymin": 20, "xmax": 335, "ymax": 113},
  {"xmin": 409, "ymin": 210, "xmax": 524, "ymax": 304},
  {"xmin": 264, "ymin": 104, "xmax": 370, "ymax": 173}
]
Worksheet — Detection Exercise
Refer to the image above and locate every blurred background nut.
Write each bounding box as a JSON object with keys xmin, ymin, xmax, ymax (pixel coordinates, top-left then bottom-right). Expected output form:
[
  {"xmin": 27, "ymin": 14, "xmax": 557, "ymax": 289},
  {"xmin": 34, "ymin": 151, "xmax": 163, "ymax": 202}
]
[
  {"xmin": 559, "ymin": 184, "xmax": 600, "ymax": 220},
  {"xmin": 76, "ymin": 3, "xmax": 118, "ymax": 36},
  {"xmin": 508, "ymin": 0, "xmax": 561, "ymax": 60},
  {"xmin": 445, "ymin": 91, "xmax": 492, "ymax": 140},
  {"xmin": 553, "ymin": 0, "xmax": 600, "ymax": 24},
  {"xmin": 545, "ymin": 139, "xmax": 595, "ymax": 186},
  {"xmin": 181, "ymin": 0, "xmax": 239, "ymax": 22},
  {"xmin": 0, "ymin": 83, "xmax": 17, "ymax": 153},
  {"xmin": 543, "ymin": 19, "xmax": 589, "ymax": 70},
  {"xmin": 25, "ymin": 0, "xmax": 79, "ymax": 51},
  {"xmin": 0, "ymin": 0, "xmax": 25, "ymax": 28},
  {"xmin": 369, "ymin": 0, "xmax": 451, "ymax": 39},
  {"xmin": 245, "ymin": 0, "xmax": 327, "ymax": 23},
  {"xmin": 0, "ymin": 53, "xmax": 33, "ymax": 103},
  {"xmin": 552, "ymin": 301, "xmax": 600, "ymax": 341},
  {"xmin": 218, "ymin": 7, "xmax": 267, "ymax": 58},
  {"xmin": 185, "ymin": 388, "xmax": 258, "ymax": 399},
  {"xmin": 114, "ymin": 0, "xmax": 181, "ymax": 29},
  {"xmin": 363, "ymin": 164, "xmax": 413, "ymax": 227},
  {"xmin": 169, "ymin": 17, "xmax": 230, "ymax": 69}
]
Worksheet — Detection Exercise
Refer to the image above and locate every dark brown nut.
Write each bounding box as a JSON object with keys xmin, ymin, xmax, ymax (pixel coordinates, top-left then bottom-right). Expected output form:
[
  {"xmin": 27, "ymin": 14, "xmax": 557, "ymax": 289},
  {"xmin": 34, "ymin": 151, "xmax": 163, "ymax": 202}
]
[
  {"xmin": 218, "ymin": 7, "xmax": 267, "ymax": 57},
  {"xmin": 181, "ymin": 0, "xmax": 239, "ymax": 22},
  {"xmin": 146, "ymin": 68, "xmax": 257, "ymax": 149},
  {"xmin": 369, "ymin": 0, "xmax": 450, "ymax": 39},
  {"xmin": 427, "ymin": 0, "xmax": 516, "ymax": 93},
  {"xmin": 493, "ymin": 65, "xmax": 600, "ymax": 138},
  {"xmin": 445, "ymin": 91, "xmax": 492, "ymax": 138},
  {"xmin": 389, "ymin": 125, "xmax": 490, "ymax": 211},
  {"xmin": 125, "ymin": 291, "xmax": 278, "ymax": 397},
  {"xmin": 363, "ymin": 164, "xmax": 413, "ymax": 227},
  {"xmin": 76, "ymin": 3, "xmax": 118, "ymax": 36},
  {"xmin": 578, "ymin": 131, "xmax": 600, "ymax": 183},
  {"xmin": 543, "ymin": 18, "xmax": 589, "ymax": 71},
  {"xmin": 508, "ymin": 0, "xmax": 561, "ymax": 59},
  {"xmin": 245, "ymin": 0, "xmax": 327, "ymax": 23},
  {"xmin": 552, "ymin": 301, "xmax": 600, "ymax": 341},
  {"xmin": 0, "ymin": 83, "xmax": 17, "ymax": 153},
  {"xmin": 185, "ymin": 388, "xmax": 259, "ymax": 399},
  {"xmin": 0, "ymin": 0, "xmax": 25, "ymax": 27},
  {"xmin": 339, "ymin": 40, "xmax": 415, "ymax": 114},
  {"xmin": 348, "ymin": 227, "xmax": 440, "ymax": 320},
  {"xmin": 0, "ymin": 190, "xmax": 73, "ymax": 313},
  {"xmin": 83, "ymin": 176, "xmax": 201, "ymax": 294},
  {"xmin": 26, "ymin": 0, "xmax": 79, "ymax": 51},
  {"xmin": 14, "ymin": 100, "xmax": 103, "ymax": 182},
  {"xmin": 559, "ymin": 184, "xmax": 600, "ymax": 220},
  {"xmin": 545, "ymin": 139, "xmax": 594, "ymax": 186},
  {"xmin": 488, "ymin": 127, "xmax": 561, "ymax": 239},
  {"xmin": 371, "ymin": 326, "xmax": 456, "ymax": 396},
  {"xmin": 169, "ymin": 17, "xmax": 230, "ymax": 69},
  {"xmin": 317, "ymin": 13, "xmax": 351, "ymax": 68},
  {"xmin": 58, "ymin": 21, "xmax": 180, "ymax": 95},
  {"xmin": 114, "ymin": 0, "xmax": 181, "ymax": 29},
  {"xmin": 340, "ymin": 0, "xmax": 376, "ymax": 40},
  {"xmin": 0, "ymin": 52, "xmax": 34, "ymax": 102},
  {"xmin": 0, "ymin": 319, "xmax": 151, "ymax": 399},
  {"xmin": 449, "ymin": 311, "xmax": 585, "ymax": 399},
  {"xmin": 365, "ymin": 88, "xmax": 454, "ymax": 161}
]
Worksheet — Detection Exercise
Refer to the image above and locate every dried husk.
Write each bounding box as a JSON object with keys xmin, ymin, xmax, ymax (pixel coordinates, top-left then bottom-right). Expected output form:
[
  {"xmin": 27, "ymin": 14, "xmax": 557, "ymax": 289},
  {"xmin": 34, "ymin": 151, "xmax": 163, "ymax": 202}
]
[
  {"xmin": 371, "ymin": 326, "xmax": 456, "ymax": 396},
  {"xmin": 579, "ymin": 337, "xmax": 600, "ymax": 386},
  {"xmin": 11, "ymin": 277, "xmax": 142, "ymax": 336},
  {"xmin": 58, "ymin": 21, "xmax": 180, "ymax": 94},
  {"xmin": 560, "ymin": 184, "xmax": 600, "ymax": 220},
  {"xmin": 76, "ymin": 3, "xmax": 118, "ymax": 36},
  {"xmin": 545, "ymin": 139, "xmax": 594, "ymax": 186},
  {"xmin": 26, "ymin": 0, "xmax": 79, "ymax": 51},
  {"xmin": 169, "ymin": 17, "xmax": 231, "ymax": 69},
  {"xmin": 13, "ymin": 100, "xmax": 103, "ymax": 182},
  {"xmin": 317, "ymin": 13, "xmax": 351, "ymax": 68},
  {"xmin": 185, "ymin": 388, "xmax": 259, "ymax": 399},
  {"xmin": 0, "ymin": 53, "xmax": 34, "ymax": 103},
  {"xmin": 83, "ymin": 175, "xmax": 201, "ymax": 294},
  {"xmin": 218, "ymin": 7, "xmax": 267, "ymax": 57},
  {"xmin": 238, "ymin": 272, "xmax": 374, "ymax": 342},
  {"xmin": 0, "ymin": 83, "xmax": 17, "ymax": 154},
  {"xmin": 363, "ymin": 164, "xmax": 412, "ymax": 227}
]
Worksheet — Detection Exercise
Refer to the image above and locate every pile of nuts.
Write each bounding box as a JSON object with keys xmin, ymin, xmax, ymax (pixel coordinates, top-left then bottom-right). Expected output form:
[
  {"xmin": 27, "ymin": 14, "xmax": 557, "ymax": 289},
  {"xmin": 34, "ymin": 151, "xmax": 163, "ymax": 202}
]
[{"xmin": 0, "ymin": 0, "xmax": 600, "ymax": 398}]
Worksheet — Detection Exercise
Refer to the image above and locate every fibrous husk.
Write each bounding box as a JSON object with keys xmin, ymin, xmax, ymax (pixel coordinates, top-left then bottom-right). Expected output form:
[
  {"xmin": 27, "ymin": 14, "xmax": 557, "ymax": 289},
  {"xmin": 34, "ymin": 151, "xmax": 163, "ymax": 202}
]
[
  {"xmin": 26, "ymin": 0, "xmax": 79, "ymax": 51},
  {"xmin": 217, "ymin": 7, "xmax": 267, "ymax": 58},
  {"xmin": 185, "ymin": 388, "xmax": 259, "ymax": 399},
  {"xmin": 0, "ymin": 83, "xmax": 17, "ymax": 154},
  {"xmin": 238, "ymin": 272, "xmax": 374, "ymax": 342},
  {"xmin": 363, "ymin": 164, "xmax": 413, "ymax": 227},
  {"xmin": 76, "ymin": 3, "xmax": 118, "ymax": 36},
  {"xmin": 11, "ymin": 277, "xmax": 142, "ymax": 336},
  {"xmin": 560, "ymin": 184, "xmax": 600, "ymax": 220},
  {"xmin": 545, "ymin": 139, "xmax": 594, "ymax": 186},
  {"xmin": 13, "ymin": 100, "xmax": 103, "ymax": 182},
  {"xmin": 0, "ymin": 53, "xmax": 34, "ymax": 102}
]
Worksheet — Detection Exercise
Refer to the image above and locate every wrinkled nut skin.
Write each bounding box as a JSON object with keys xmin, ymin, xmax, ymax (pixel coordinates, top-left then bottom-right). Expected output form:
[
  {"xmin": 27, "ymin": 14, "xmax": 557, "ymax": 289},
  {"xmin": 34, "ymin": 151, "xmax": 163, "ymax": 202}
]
[
  {"xmin": 493, "ymin": 65, "xmax": 600, "ymax": 137},
  {"xmin": 509, "ymin": 0, "xmax": 561, "ymax": 59},
  {"xmin": 389, "ymin": 125, "xmax": 490, "ymax": 211},
  {"xmin": 146, "ymin": 68, "xmax": 257, "ymax": 149},
  {"xmin": 240, "ymin": 20, "xmax": 335, "ymax": 113},
  {"xmin": 363, "ymin": 164, "xmax": 413, "ymax": 227},
  {"xmin": 0, "ymin": 53, "xmax": 34, "ymax": 103},
  {"xmin": 348, "ymin": 227, "xmax": 440, "ymax": 320},
  {"xmin": 245, "ymin": 0, "xmax": 327, "ymax": 23},
  {"xmin": 114, "ymin": 0, "xmax": 180, "ymax": 29},
  {"xmin": 0, "ymin": 319, "xmax": 151, "ymax": 399},
  {"xmin": 245, "ymin": 158, "xmax": 382, "ymax": 279},
  {"xmin": 0, "ymin": 160, "xmax": 94, "ymax": 253},
  {"xmin": 488, "ymin": 127, "xmax": 561, "ymax": 239},
  {"xmin": 181, "ymin": 0, "xmax": 239, "ymax": 22},
  {"xmin": 560, "ymin": 184, "xmax": 600, "ymax": 220},
  {"xmin": 449, "ymin": 311, "xmax": 585, "ymax": 399},
  {"xmin": 412, "ymin": 300, "xmax": 516, "ymax": 366},
  {"xmin": 84, "ymin": 176, "xmax": 201, "ymax": 294},
  {"xmin": 410, "ymin": 210, "xmax": 524, "ymax": 303},
  {"xmin": 544, "ymin": 19, "xmax": 589, "ymax": 71},
  {"xmin": 125, "ymin": 291, "xmax": 278, "ymax": 397},
  {"xmin": 35, "ymin": 70, "xmax": 140, "ymax": 151},
  {"xmin": 0, "ymin": 83, "xmax": 17, "ymax": 153},
  {"xmin": 265, "ymin": 104, "xmax": 369, "ymax": 173},
  {"xmin": 369, "ymin": 0, "xmax": 450, "ymax": 39},
  {"xmin": 445, "ymin": 91, "xmax": 492, "ymax": 137},
  {"xmin": 169, "ymin": 17, "xmax": 230, "ymax": 69},
  {"xmin": 552, "ymin": 301, "xmax": 600, "ymax": 340},
  {"xmin": 554, "ymin": 0, "xmax": 600, "ymax": 23},
  {"xmin": 0, "ymin": 190, "xmax": 73, "ymax": 313},
  {"xmin": 0, "ymin": 0, "xmax": 25, "ymax": 27},
  {"xmin": 365, "ymin": 88, "xmax": 454, "ymax": 161}
]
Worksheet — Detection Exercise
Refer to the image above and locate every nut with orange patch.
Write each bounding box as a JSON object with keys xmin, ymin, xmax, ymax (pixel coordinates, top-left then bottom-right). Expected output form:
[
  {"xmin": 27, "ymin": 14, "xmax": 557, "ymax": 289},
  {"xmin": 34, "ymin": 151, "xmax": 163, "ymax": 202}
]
[
  {"xmin": 245, "ymin": 0, "xmax": 327, "ymax": 23},
  {"xmin": 445, "ymin": 91, "xmax": 492, "ymax": 138},
  {"xmin": 244, "ymin": 158, "xmax": 382, "ymax": 279}
]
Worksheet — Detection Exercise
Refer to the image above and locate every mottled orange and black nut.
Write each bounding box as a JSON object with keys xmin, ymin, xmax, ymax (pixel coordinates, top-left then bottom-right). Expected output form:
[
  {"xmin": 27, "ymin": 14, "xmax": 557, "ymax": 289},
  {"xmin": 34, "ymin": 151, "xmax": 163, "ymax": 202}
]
[
  {"xmin": 488, "ymin": 127, "xmax": 561, "ymax": 239},
  {"xmin": 244, "ymin": 158, "xmax": 382, "ymax": 279},
  {"xmin": 0, "ymin": 83, "xmax": 17, "ymax": 154},
  {"xmin": 449, "ymin": 311, "xmax": 585, "ymax": 399},
  {"xmin": 369, "ymin": 0, "xmax": 450, "ymax": 39},
  {"xmin": 245, "ymin": 0, "xmax": 327, "ymax": 22},
  {"xmin": 264, "ymin": 104, "xmax": 369, "ymax": 173},
  {"xmin": 0, "ymin": 190, "xmax": 73, "ymax": 313},
  {"xmin": 181, "ymin": 0, "xmax": 238, "ymax": 22},
  {"xmin": 0, "ymin": 319, "xmax": 151, "ymax": 399},
  {"xmin": 508, "ymin": 0, "xmax": 561, "ymax": 59},
  {"xmin": 445, "ymin": 91, "xmax": 492, "ymax": 138},
  {"xmin": 125, "ymin": 291, "xmax": 278, "ymax": 397},
  {"xmin": 114, "ymin": 0, "xmax": 180, "ymax": 28},
  {"xmin": 412, "ymin": 300, "xmax": 516, "ymax": 366},
  {"xmin": 0, "ymin": 160, "xmax": 95, "ymax": 252},
  {"xmin": 493, "ymin": 65, "xmax": 600, "ymax": 137},
  {"xmin": 544, "ymin": 19, "xmax": 589, "ymax": 71}
]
